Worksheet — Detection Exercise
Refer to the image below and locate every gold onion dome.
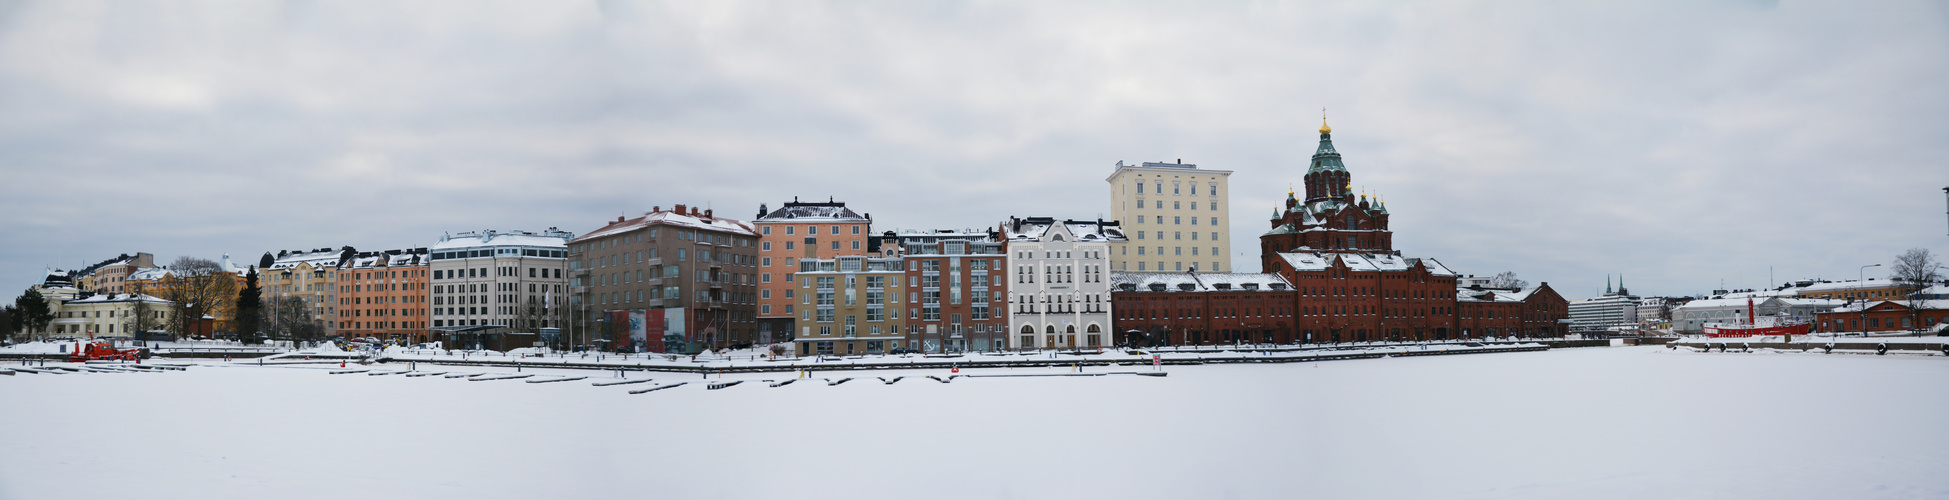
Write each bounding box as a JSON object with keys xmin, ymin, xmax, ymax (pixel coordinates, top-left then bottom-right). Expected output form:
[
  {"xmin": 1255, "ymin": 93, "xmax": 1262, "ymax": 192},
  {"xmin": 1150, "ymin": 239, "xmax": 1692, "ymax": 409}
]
[{"xmin": 1319, "ymin": 120, "xmax": 1331, "ymax": 134}]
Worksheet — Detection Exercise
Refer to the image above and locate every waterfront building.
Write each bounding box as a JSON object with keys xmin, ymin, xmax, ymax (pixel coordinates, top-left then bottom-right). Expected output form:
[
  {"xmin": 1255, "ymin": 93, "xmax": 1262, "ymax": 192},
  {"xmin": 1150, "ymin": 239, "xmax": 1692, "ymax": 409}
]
[
  {"xmin": 569, "ymin": 205, "xmax": 758, "ymax": 352},
  {"xmin": 793, "ymin": 255, "xmax": 907, "ymax": 355},
  {"xmin": 895, "ymin": 228, "xmax": 1008, "ymax": 352},
  {"xmin": 753, "ymin": 198, "xmax": 872, "ymax": 344},
  {"xmin": 1111, "ymin": 271, "xmax": 1295, "ymax": 346},
  {"xmin": 1455, "ymin": 277, "xmax": 1570, "ymax": 338},
  {"xmin": 335, "ymin": 248, "xmax": 432, "ymax": 342},
  {"xmin": 1107, "ymin": 160, "xmax": 1233, "ymax": 273},
  {"xmin": 1796, "ymin": 279, "xmax": 1906, "ymax": 302},
  {"xmin": 1816, "ymin": 300, "xmax": 1948, "ymax": 333},
  {"xmin": 1004, "ymin": 216, "xmax": 1123, "ymax": 349},
  {"xmin": 431, "ymin": 228, "xmax": 573, "ymax": 349},
  {"xmin": 54, "ymin": 293, "xmax": 174, "ymax": 338}
]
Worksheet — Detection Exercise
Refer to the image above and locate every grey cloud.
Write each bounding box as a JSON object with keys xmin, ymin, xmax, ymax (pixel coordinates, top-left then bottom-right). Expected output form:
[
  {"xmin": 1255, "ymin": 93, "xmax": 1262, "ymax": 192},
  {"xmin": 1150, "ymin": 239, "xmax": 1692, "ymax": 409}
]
[{"xmin": 2, "ymin": 0, "xmax": 1945, "ymax": 300}]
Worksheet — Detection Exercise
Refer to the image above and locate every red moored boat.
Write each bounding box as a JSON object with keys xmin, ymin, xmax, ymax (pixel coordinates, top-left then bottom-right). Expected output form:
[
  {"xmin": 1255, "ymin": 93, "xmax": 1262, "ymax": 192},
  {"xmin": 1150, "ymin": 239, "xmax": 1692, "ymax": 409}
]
[{"xmin": 1702, "ymin": 298, "xmax": 1811, "ymax": 338}]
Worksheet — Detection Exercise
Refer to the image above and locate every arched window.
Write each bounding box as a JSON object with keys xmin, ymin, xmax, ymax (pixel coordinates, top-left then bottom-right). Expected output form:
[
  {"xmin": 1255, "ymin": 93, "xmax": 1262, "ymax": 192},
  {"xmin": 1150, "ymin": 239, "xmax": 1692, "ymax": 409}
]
[
  {"xmin": 1066, "ymin": 325, "xmax": 1076, "ymax": 333},
  {"xmin": 1087, "ymin": 324, "xmax": 1101, "ymax": 333},
  {"xmin": 1046, "ymin": 325, "xmax": 1056, "ymax": 334},
  {"xmin": 1021, "ymin": 325, "xmax": 1034, "ymax": 334}
]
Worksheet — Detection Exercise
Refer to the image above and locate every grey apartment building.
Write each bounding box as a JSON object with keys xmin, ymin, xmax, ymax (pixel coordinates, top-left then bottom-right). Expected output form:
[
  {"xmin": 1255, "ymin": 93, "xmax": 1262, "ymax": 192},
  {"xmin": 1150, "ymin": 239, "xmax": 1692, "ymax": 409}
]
[{"xmin": 568, "ymin": 204, "xmax": 760, "ymax": 352}]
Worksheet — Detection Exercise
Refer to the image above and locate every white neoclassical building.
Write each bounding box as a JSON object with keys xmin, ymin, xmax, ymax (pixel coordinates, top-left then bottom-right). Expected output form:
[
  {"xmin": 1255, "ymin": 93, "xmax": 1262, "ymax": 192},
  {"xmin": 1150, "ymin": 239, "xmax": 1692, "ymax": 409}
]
[{"xmin": 1003, "ymin": 216, "xmax": 1125, "ymax": 349}]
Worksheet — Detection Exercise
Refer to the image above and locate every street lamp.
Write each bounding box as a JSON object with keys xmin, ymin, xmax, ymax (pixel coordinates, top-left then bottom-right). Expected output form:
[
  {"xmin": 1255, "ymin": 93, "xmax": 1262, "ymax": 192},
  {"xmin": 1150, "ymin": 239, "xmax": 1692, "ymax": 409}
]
[{"xmin": 1858, "ymin": 264, "xmax": 1881, "ymax": 336}]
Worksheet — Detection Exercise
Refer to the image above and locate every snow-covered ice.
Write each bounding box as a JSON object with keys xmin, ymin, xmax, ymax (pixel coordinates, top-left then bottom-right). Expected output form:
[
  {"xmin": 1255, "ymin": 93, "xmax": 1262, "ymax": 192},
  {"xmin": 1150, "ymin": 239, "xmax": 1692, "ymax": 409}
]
[{"xmin": 0, "ymin": 346, "xmax": 1943, "ymax": 499}]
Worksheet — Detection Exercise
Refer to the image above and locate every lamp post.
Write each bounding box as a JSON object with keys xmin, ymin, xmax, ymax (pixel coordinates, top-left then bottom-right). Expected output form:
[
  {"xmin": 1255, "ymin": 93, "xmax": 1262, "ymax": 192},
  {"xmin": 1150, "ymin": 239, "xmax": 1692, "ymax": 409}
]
[{"xmin": 1859, "ymin": 264, "xmax": 1881, "ymax": 336}]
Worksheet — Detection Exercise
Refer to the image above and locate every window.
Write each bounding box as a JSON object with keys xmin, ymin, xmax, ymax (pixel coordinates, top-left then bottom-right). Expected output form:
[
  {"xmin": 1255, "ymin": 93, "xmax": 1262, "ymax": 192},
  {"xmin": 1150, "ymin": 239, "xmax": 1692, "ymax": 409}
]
[
  {"xmin": 786, "ymin": 226, "xmax": 794, "ymax": 235},
  {"xmin": 1137, "ymin": 181, "xmax": 1145, "ymax": 194},
  {"xmin": 1173, "ymin": 181, "xmax": 1181, "ymax": 194},
  {"xmin": 1174, "ymin": 216, "xmax": 1181, "ymax": 225}
]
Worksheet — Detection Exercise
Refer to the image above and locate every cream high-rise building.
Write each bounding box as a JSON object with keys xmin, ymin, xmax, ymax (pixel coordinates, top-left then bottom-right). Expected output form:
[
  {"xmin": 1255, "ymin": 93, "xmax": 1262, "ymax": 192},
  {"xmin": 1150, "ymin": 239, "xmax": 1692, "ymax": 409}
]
[{"xmin": 1107, "ymin": 160, "xmax": 1233, "ymax": 273}]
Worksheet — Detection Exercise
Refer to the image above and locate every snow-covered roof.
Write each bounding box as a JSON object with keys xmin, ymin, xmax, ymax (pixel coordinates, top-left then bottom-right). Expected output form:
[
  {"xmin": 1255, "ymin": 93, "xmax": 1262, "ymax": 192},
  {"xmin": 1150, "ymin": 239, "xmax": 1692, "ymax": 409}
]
[
  {"xmin": 1825, "ymin": 299, "xmax": 1949, "ymax": 313},
  {"xmin": 437, "ymin": 228, "xmax": 578, "ymax": 250},
  {"xmin": 1111, "ymin": 271, "xmax": 1292, "ymax": 292},
  {"xmin": 1797, "ymin": 279, "xmax": 1897, "ymax": 293},
  {"xmin": 126, "ymin": 267, "xmax": 172, "ymax": 281},
  {"xmin": 574, "ymin": 211, "xmax": 752, "ymax": 243},
  {"xmin": 1456, "ymin": 286, "xmax": 1542, "ymax": 303},
  {"xmin": 1772, "ymin": 298, "xmax": 1845, "ymax": 308},
  {"xmin": 1275, "ymin": 251, "xmax": 1456, "ymax": 276},
  {"xmin": 1003, "ymin": 217, "xmax": 1127, "ymax": 242},
  {"xmin": 340, "ymin": 249, "xmax": 430, "ymax": 269},
  {"xmin": 268, "ymin": 249, "xmax": 347, "ymax": 270},
  {"xmin": 754, "ymin": 200, "xmax": 868, "ymax": 222},
  {"xmin": 64, "ymin": 293, "xmax": 172, "ymax": 306}
]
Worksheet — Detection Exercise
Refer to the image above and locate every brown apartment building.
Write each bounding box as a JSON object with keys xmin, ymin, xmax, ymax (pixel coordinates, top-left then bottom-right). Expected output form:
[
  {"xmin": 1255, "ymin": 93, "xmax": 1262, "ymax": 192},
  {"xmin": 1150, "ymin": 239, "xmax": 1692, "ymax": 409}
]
[
  {"xmin": 754, "ymin": 198, "xmax": 872, "ymax": 344},
  {"xmin": 896, "ymin": 228, "xmax": 1008, "ymax": 352},
  {"xmin": 336, "ymin": 248, "xmax": 432, "ymax": 343},
  {"xmin": 570, "ymin": 205, "xmax": 760, "ymax": 352}
]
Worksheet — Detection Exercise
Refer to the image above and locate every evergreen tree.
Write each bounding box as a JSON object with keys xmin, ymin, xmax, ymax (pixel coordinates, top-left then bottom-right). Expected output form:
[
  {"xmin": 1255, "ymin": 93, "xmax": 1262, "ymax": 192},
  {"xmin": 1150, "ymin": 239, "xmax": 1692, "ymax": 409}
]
[
  {"xmin": 0, "ymin": 305, "xmax": 16, "ymax": 342},
  {"xmin": 14, "ymin": 288, "xmax": 53, "ymax": 339},
  {"xmin": 235, "ymin": 267, "xmax": 265, "ymax": 344}
]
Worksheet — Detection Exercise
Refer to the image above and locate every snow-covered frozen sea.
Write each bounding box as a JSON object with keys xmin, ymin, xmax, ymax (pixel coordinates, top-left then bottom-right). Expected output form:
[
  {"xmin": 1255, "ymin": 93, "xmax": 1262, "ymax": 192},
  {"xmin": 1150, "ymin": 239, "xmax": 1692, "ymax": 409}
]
[{"xmin": 2, "ymin": 346, "xmax": 1943, "ymax": 499}]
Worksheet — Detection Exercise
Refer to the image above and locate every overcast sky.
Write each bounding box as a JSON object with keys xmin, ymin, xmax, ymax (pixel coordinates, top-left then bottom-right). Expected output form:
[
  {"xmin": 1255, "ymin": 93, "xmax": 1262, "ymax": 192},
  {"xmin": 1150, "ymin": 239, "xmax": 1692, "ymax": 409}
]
[{"xmin": 3, "ymin": 0, "xmax": 1946, "ymax": 301}]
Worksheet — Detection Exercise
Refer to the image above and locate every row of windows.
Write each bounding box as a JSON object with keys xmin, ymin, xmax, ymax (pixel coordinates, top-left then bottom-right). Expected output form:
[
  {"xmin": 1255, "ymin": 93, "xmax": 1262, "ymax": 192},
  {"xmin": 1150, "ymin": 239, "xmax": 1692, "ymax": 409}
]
[
  {"xmin": 573, "ymin": 229, "xmax": 754, "ymax": 254},
  {"xmin": 432, "ymin": 267, "xmax": 563, "ymax": 280},
  {"xmin": 761, "ymin": 239, "xmax": 862, "ymax": 252},
  {"xmin": 1135, "ymin": 200, "xmax": 1220, "ymax": 211},
  {"xmin": 1132, "ymin": 246, "xmax": 1221, "ymax": 257},
  {"xmin": 760, "ymin": 224, "xmax": 864, "ymax": 236},
  {"xmin": 1135, "ymin": 180, "xmax": 1220, "ymax": 196},
  {"xmin": 1134, "ymin": 215, "xmax": 1220, "ymax": 226},
  {"xmin": 1130, "ymin": 261, "xmax": 1222, "ymax": 272},
  {"xmin": 1135, "ymin": 231, "xmax": 1220, "ymax": 241},
  {"xmin": 431, "ymin": 247, "xmax": 567, "ymax": 260},
  {"xmin": 340, "ymin": 269, "xmax": 425, "ymax": 281}
]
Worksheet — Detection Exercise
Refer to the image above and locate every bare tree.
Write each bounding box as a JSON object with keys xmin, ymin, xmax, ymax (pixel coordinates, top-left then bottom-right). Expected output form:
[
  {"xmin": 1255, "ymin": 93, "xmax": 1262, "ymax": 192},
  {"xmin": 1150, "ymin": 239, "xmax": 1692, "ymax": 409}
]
[
  {"xmin": 156, "ymin": 257, "xmax": 238, "ymax": 340},
  {"xmin": 267, "ymin": 296, "xmax": 324, "ymax": 345},
  {"xmin": 1490, "ymin": 271, "xmax": 1530, "ymax": 290},
  {"xmin": 1890, "ymin": 248, "xmax": 1943, "ymax": 332},
  {"xmin": 125, "ymin": 294, "xmax": 162, "ymax": 343}
]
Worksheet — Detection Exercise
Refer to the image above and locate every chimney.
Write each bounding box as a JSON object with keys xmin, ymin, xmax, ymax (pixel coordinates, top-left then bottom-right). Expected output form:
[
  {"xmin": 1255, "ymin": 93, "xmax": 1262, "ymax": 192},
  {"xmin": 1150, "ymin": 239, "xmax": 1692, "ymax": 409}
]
[
  {"xmin": 674, "ymin": 204, "xmax": 687, "ymax": 215},
  {"xmin": 703, "ymin": 209, "xmax": 713, "ymax": 218},
  {"xmin": 653, "ymin": 206, "xmax": 660, "ymax": 213}
]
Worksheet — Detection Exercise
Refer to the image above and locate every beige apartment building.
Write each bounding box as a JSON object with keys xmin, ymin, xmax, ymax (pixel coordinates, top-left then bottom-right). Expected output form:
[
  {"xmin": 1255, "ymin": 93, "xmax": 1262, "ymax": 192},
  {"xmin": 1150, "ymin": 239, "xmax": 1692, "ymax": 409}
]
[
  {"xmin": 1107, "ymin": 160, "xmax": 1233, "ymax": 273},
  {"xmin": 754, "ymin": 198, "xmax": 872, "ymax": 344},
  {"xmin": 793, "ymin": 255, "xmax": 907, "ymax": 355}
]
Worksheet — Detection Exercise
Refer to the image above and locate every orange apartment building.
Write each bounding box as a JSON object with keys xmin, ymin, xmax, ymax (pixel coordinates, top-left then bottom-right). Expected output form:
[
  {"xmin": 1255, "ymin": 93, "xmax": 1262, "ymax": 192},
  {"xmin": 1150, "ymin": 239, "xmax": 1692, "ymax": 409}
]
[
  {"xmin": 754, "ymin": 198, "xmax": 872, "ymax": 344},
  {"xmin": 336, "ymin": 248, "xmax": 433, "ymax": 342}
]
